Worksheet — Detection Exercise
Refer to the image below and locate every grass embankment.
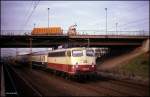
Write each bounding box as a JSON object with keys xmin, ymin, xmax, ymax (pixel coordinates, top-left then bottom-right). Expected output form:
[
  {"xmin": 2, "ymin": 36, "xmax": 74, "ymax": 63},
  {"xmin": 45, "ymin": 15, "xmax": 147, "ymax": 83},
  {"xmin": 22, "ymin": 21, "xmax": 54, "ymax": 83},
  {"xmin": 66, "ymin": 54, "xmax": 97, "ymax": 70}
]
[
  {"xmin": 118, "ymin": 52, "xmax": 149, "ymax": 79},
  {"xmin": 112, "ymin": 52, "xmax": 150, "ymax": 79}
]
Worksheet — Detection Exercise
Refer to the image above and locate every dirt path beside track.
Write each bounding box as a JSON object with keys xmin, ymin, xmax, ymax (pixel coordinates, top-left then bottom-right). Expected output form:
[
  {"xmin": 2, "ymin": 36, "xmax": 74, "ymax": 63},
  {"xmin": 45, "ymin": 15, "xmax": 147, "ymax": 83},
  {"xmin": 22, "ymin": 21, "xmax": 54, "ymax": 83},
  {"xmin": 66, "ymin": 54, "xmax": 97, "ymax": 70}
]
[{"xmin": 97, "ymin": 47, "xmax": 145, "ymax": 70}]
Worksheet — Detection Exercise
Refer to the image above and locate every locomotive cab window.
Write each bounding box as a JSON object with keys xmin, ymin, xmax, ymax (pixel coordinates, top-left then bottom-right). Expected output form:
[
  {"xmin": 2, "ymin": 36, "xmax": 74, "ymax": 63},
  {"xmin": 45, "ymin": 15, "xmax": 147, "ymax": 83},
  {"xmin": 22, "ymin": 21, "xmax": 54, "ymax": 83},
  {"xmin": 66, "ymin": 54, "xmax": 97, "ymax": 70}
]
[
  {"xmin": 72, "ymin": 50, "xmax": 83, "ymax": 57},
  {"xmin": 67, "ymin": 51, "xmax": 71, "ymax": 57}
]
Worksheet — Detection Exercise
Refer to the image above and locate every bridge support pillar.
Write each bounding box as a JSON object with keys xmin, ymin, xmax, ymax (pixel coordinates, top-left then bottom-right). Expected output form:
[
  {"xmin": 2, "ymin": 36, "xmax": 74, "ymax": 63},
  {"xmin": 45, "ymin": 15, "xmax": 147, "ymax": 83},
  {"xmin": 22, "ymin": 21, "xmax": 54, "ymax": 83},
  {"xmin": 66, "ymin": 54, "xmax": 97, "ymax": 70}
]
[{"xmin": 142, "ymin": 39, "xmax": 150, "ymax": 52}]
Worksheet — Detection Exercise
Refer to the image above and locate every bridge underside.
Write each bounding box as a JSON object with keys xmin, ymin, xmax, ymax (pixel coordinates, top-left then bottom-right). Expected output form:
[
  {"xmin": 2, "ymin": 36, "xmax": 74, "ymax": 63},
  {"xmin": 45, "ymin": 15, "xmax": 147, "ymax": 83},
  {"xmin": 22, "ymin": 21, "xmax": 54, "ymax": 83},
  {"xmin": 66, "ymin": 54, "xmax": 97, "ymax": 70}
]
[{"xmin": 0, "ymin": 35, "xmax": 147, "ymax": 48}]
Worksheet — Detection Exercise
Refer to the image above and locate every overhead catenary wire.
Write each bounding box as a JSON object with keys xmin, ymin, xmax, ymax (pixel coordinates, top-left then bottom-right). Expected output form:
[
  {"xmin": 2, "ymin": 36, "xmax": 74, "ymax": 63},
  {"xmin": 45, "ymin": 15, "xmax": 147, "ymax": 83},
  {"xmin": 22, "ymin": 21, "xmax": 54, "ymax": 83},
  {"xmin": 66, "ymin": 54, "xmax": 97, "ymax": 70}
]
[
  {"xmin": 19, "ymin": 1, "xmax": 34, "ymax": 30},
  {"xmin": 24, "ymin": 1, "xmax": 34, "ymax": 20},
  {"xmin": 118, "ymin": 18, "xmax": 148, "ymax": 27},
  {"xmin": 108, "ymin": 18, "xmax": 149, "ymax": 31},
  {"xmin": 118, "ymin": 20, "xmax": 149, "ymax": 31},
  {"xmin": 23, "ymin": 1, "xmax": 40, "ymax": 30},
  {"xmin": 120, "ymin": 22, "xmax": 149, "ymax": 31},
  {"xmin": 24, "ymin": 1, "xmax": 40, "ymax": 26},
  {"xmin": 105, "ymin": 3, "xmax": 149, "ymax": 31},
  {"xmin": 90, "ymin": 3, "xmax": 148, "ymax": 26}
]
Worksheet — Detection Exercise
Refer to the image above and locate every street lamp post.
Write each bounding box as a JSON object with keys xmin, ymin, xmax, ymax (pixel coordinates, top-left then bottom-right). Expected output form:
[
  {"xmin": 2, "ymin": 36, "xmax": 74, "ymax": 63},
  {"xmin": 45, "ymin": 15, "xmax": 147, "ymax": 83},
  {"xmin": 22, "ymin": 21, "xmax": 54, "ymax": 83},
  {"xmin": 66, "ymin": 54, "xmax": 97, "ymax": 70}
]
[
  {"xmin": 16, "ymin": 48, "xmax": 18, "ymax": 60},
  {"xmin": 87, "ymin": 38, "xmax": 90, "ymax": 47},
  {"xmin": 105, "ymin": 8, "xmax": 107, "ymax": 35},
  {"xmin": 116, "ymin": 22, "xmax": 118, "ymax": 35},
  {"xmin": 34, "ymin": 23, "xmax": 36, "ymax": 28},
  {"xmin": 48, "ymin": 8, "xmax": 50, "ymax": 27}
]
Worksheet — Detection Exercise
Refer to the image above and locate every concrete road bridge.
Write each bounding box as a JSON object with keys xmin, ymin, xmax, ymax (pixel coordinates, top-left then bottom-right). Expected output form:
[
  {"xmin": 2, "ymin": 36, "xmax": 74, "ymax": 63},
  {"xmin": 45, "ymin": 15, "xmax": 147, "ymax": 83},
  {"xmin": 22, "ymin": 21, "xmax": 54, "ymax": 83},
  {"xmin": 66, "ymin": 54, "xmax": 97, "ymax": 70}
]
[{"xmin": 0, "ymin": 34, "xmax": 149, "ymax": 48}]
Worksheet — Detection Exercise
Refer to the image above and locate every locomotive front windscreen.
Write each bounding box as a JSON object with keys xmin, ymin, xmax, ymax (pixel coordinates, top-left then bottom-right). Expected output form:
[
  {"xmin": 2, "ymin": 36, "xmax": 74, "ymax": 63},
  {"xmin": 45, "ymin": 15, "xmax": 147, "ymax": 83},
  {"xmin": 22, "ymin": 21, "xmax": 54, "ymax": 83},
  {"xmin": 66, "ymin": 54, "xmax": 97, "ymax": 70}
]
[{"xmin": 72, "ymin": 50, "xmax": 83, "ymax": 57}]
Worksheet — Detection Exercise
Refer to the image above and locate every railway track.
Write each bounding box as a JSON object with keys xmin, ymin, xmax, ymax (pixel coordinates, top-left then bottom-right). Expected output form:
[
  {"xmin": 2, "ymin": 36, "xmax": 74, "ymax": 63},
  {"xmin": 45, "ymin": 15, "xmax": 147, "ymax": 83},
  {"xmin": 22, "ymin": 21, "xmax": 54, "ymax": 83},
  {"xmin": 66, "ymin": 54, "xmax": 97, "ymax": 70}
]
[
  {"xmin": 60, "ymin": 74, "xmax": 148, "ymax": 96},
  {"xmin": 13, "ymin": 66, "xmax": 149, "ymax": 96},
  {"xmin": 3, "ymin": 64, "xmax": 18, "ymax": 96},
  {"xmin": 3, "ymin": 64, "xmax": 42, "ymax": 96},
  {"xmin": 97, "ymin": 71, "xmax": 149, "ymax": 87},
  {"xmin": 108, "ymin": 79, "xmax": 149, "ymax": 91},
  {"xmin": 17, "ymin": 69, "xmax": 70, "ymax": 96},
  {"xmin": 96, "ymin": 71, "xmax": 149, "ymax": 96},
  {"xmin": 40, "ymin": 68, "xmax": 149, "ymax": 96},
  {"xmin": 5, "ymin": 64, "xmax": 149, "ymax": 96},
  {"xmin": 86, "ymin": 79, "xmax": 148, "ymax": 96}
]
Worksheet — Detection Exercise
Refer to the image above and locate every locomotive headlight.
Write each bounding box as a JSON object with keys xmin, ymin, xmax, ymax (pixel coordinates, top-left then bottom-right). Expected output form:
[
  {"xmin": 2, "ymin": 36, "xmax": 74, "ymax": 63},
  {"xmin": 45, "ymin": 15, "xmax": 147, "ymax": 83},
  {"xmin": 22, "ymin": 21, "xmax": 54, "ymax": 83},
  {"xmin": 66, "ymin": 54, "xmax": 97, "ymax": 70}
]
[
  {"xmin": 72, "ymin": 65, "xmax": 75, "ymax": 69},
  {"xmin": 92, "ymin": 62, "xmax": 95, "ymax": 68},
  {"xmin": 75, "ymin": 65, "xmax": 78, "ymax": 68},
  {"xmin": 92, "ymin": 65, "xmax": 94, "ymax": 68},
  {"xmin": 75, "ymin": 62, "xmax": 78, "ymax": 68}
]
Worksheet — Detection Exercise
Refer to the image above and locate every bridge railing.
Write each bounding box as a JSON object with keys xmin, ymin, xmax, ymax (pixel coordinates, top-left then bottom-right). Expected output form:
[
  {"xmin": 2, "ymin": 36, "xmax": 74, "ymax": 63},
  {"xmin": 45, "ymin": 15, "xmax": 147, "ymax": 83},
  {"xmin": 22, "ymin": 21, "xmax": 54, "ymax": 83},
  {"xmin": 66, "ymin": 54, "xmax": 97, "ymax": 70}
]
[
  {"xmin": 1, "ymin": 30, "xmax": 149, "ymax": 36},
  {"xmin": 0, "ymin": 30, "xmax": 32, "ymax": 36},
  {"xmin": 76, "ymin": 30, "xmax": 149, "ymax": 36}
]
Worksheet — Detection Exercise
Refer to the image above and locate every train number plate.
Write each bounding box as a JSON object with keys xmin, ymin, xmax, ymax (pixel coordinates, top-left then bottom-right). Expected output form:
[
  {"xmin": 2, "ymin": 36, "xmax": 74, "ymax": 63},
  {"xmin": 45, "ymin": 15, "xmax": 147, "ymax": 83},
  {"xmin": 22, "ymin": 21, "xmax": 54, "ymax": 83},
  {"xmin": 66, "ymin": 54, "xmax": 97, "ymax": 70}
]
[{"xmin": 82, "ymin": 68, "xmax": 89, "ymax": 71}]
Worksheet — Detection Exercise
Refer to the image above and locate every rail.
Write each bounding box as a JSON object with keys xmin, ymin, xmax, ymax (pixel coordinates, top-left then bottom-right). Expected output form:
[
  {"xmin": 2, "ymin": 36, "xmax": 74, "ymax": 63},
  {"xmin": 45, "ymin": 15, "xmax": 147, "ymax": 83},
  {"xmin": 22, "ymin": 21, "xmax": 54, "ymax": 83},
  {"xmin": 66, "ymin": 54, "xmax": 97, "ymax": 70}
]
[
  {"xmin": 3, "ymin": 64, "xmax": 42, "ymax": 96},
  {"xmin": 1, "ymin": 64, "xmax": 5, "ymax": 97},
  {"xmin": 3, "ymin": 64, "xmax": 18, "ymax": 96}
]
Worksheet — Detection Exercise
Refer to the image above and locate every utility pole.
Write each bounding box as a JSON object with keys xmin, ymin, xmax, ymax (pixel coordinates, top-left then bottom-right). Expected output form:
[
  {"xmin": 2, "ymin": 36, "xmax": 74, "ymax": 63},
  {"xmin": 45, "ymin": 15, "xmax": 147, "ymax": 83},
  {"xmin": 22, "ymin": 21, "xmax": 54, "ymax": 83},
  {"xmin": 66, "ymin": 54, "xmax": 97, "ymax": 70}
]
[
  {"xmin": 34, "ymin": 23, "xmax": 36, "ymax": 28},
  {"xmin": 16, "ymin": 48, "xmax": 18, "ymax": 60},
  {"xmin": 116, "ymin": 22, "xmax": 118, "ymax": 35},
  {"xmin": 47, "ymin": 47, "xmax": 49, "ymax": 54},
  {"xmin": 105, "ymin": 8, "xmax": 107, "ymax": 35},
  {"xmin": 48, "ymin": 8, "xmax": 50, "ymax": 27},
  {"xmin": 29, "ymin": 37, "xmax": 32, "ymax": 69},
  {"xmin": 87, "ymin": 38, "xmax": 90, "ymax": 47}
]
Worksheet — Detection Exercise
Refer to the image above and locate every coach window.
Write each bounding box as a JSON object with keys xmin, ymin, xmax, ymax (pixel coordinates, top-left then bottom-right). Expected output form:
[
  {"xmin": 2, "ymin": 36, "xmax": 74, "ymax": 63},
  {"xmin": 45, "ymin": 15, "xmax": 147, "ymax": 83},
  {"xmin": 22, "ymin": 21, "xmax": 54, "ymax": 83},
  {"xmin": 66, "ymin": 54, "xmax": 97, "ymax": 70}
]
[
  {"xmin": 43, "ymin": 56, "xmax": 45, "ymax": 61},
  {"xmin": 40, "ymin": 56, "xmax": 41, "ymax": 60},
  {"xmin": 49, "ymin": 52, "xmax": 56, "ymax": 57},
  {"xmin": 49, "ymin": 53, "xmax": 54, "ymax": 57},
  {"xmin": 59, "ymin": 51, "xmax": 66, "ymax": 56},
  {"xmin": 48, "ymin": 53, "xmax": 52, "ymax": 57},
  {"xmin": 48, "ymin": 51, "xmax": 65, "ymax": 57},
  {"xmin": 86, "ymin": 50, "xmax": 94, "ymax": 56}
]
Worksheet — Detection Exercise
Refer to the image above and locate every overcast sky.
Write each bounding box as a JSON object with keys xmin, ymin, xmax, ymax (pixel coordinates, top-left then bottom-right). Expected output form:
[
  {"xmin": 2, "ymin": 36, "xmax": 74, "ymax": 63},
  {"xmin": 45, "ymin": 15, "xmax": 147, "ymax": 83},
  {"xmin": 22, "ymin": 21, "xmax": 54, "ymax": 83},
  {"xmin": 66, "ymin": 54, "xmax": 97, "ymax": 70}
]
[
  {"xmin": 1, "ymin": 1, "xmax": 149, "ymax": 57},
  {"xmin": 1, "ymin": 1, "xmax": 149, "ymax": 34}
]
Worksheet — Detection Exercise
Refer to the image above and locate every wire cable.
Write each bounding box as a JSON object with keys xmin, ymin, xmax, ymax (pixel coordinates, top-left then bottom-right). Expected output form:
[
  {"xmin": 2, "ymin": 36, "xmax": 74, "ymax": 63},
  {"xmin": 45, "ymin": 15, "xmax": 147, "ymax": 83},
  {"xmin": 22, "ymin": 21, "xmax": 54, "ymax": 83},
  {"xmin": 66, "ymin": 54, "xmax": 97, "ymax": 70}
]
[{"xmin": 23, "ymin": 1, "xmax": 40, "ymax": 30}]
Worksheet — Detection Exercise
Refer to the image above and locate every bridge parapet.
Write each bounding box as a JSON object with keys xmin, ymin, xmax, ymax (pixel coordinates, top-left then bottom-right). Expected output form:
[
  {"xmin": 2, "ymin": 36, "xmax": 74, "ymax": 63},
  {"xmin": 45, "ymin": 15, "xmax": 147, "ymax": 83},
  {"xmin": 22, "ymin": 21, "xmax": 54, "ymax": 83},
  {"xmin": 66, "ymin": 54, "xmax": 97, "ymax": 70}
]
[
  {"xmin": 69, "ymin": 35, "xmax": 149, "ymax": 39},
  {"xmin": 1, "ymin": 30, "xmax": 149, "ymax": 36}
]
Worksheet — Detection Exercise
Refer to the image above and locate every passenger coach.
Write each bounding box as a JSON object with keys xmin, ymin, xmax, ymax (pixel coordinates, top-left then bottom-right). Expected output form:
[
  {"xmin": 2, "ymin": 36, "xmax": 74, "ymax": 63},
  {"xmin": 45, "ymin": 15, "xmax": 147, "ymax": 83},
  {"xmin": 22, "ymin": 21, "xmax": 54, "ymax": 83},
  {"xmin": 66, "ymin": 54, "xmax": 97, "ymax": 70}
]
[{"xmin": 31, "ymin": 51, "xmax": 48, "ymax": 68}]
